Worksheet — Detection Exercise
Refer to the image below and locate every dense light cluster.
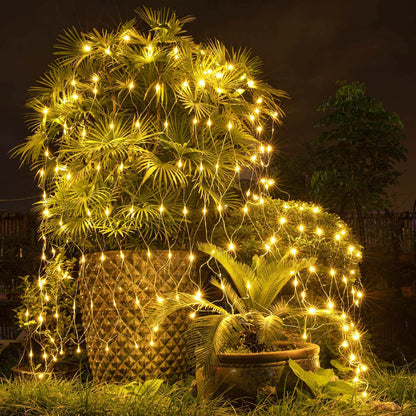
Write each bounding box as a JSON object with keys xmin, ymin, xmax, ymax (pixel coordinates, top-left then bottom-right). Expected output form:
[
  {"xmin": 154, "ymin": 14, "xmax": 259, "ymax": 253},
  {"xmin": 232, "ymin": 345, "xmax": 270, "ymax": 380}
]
[{"xmin": 15, "ymin": 7, "xmax": 366, "ymax": 392}]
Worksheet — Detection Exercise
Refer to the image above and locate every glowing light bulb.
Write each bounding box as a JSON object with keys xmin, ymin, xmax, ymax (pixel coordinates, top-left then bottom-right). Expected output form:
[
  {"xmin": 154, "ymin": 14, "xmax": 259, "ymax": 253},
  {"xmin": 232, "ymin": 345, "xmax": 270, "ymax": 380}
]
[
  {"xmin": 198, "ymin": 79, "xmax": 205, "ymax": 87},
  {"xmin": 100, "ymin": 253, "xmax": 105, "ymax": 262},
  {"xmin": 228, "ymin": 242, "xmax": 235, "ymax": 251},
  {"xmin": 308, "ymin": 308, "xmax": 316, "ymax": 315},
  {"xmin": 123, "ymin": 34, "xmax": 130, "ymax": 41},
  {"xmin": 299, "ymin": 225, "xmax": 304, "ymax": 232},
  {"xmin": 155, "ymin": 83, "xmax": 161, "ymax": 92},
  {"xmin": 83, "ymin": 44, "xmax": 91, "ymax": 52},
  {"xmin": 330, "ymin": 269, "xmax": 336, "ymax": 276},
  {"xmin": 279, "ymin": 217, "xmax": 286, "ymax": 225},
  {"xmin": 182, "ymin": 80, "xmax": 189, "ymax": 88},
  {"xmin": 316, "ymin": 228, "xmax": 322, "ymax": 236},
  {"xmin": 189, "ymin": 312, "xmax": 196, "ymax": 319}
]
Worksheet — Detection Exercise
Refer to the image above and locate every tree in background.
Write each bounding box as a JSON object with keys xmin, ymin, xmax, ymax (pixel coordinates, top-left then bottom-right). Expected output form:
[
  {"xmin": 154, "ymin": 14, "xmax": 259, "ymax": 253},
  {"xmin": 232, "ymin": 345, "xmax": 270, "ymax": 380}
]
[{"xmin": 311, "ymin": 81, "xmax": 407, "ymax": 239}]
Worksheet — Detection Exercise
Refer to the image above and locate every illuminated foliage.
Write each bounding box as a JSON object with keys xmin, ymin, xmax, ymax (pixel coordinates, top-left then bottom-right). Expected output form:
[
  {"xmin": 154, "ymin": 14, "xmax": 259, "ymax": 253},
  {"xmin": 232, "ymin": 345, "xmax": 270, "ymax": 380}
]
[{"xmin": 14, "ymin": 7, "xmax": 285, "ymax": 249}]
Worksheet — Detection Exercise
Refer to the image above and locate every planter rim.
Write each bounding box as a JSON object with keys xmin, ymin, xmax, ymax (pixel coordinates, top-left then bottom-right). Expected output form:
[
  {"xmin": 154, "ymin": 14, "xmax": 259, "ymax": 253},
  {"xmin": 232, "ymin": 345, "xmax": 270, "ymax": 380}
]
[{"xmin": 218, "ymin": 341, "xmax": 319, "ymax": 364}]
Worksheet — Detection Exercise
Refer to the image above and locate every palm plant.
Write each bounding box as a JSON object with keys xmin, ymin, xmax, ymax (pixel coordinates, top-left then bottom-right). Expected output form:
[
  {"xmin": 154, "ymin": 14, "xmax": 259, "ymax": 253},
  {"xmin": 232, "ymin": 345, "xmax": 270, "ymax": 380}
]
[
  {"xmin": 14, "ymin": 7, "xmax": 286, "ymax": 251},
  {"xmin": 12, "ymin": 6, "xmax": 289, "ymax": 379},
  {"xmin": 148, "ymin": 242, "xmax": 315, "ymax": 368}
]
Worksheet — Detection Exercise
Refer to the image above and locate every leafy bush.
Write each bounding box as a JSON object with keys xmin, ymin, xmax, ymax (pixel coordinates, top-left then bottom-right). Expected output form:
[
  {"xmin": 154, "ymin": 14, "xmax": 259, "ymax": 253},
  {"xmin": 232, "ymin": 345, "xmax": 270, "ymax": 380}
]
[{"xmin": 216, "ymin": 198, "xmax": 363, "ymax": 286}]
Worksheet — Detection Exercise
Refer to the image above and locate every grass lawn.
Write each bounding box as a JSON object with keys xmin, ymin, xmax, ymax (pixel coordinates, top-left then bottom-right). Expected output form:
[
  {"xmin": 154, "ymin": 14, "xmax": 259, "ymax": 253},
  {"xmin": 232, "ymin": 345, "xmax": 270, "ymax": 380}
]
[{"xmin": 0, "ymin": 365, "xmax": 415, "ymax": 415}]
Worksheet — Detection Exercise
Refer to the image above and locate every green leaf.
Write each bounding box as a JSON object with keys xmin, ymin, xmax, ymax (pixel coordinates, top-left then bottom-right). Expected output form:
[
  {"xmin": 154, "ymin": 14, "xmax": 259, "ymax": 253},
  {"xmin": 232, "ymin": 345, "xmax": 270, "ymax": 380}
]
[
  {"xmin": 288, "ymin": 358, "xmax": 335, "ymax": 396},
  {"xmin": 330, "ymin": 359, "xmax": 354, "ymax": 374}
]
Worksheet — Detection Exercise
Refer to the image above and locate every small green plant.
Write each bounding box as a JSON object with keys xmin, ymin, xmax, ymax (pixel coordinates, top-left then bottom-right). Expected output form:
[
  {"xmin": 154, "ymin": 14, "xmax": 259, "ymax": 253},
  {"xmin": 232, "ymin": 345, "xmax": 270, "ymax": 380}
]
[
  {"xmin": 15, "ymin": 252, "xmax": 80, "ymax": 361},
  {"xmin": 288, "ymin": 359, "xmax": 356, "ymax": 401},
  {"xmin": 147, "ymin": 242, "xmax": 349, "ymax": 369}
]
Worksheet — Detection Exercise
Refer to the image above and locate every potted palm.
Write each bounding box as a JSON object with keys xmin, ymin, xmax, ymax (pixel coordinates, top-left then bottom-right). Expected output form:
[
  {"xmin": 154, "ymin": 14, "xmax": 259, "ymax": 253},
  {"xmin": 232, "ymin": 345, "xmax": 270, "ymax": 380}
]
[
  {"xmin": 148, "ymin": 243, "xmax": 328, "ymax": 401},
  {"xmin": 13, "ymin": 7, "xmax": 286, "ymax": 381}
]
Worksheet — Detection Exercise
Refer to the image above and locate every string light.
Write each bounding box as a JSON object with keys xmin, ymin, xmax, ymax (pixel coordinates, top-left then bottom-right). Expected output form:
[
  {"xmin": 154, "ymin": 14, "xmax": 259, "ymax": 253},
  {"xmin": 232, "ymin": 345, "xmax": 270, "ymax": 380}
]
[{"xmin": 19, "ymin": 14, "xmax": 366, "ymax": 383}]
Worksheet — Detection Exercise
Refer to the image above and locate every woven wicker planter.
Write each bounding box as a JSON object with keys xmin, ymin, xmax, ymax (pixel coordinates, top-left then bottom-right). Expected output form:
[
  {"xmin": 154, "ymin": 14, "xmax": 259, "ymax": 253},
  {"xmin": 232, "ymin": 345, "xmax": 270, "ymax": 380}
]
[{"xmin": 80, "ymin": 250, "xmax": 192, "ymax": 382}]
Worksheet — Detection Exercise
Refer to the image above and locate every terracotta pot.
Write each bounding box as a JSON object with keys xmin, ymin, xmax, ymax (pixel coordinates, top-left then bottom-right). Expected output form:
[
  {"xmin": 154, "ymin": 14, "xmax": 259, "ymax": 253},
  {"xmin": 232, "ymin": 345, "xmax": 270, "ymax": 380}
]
[
  {"xmin": 196, "ymin": 341, "xmax": 320, "ymax": 402},
  {"xmin": 80, "ymin": 249, "xmax": 193, "ymax": 382}
]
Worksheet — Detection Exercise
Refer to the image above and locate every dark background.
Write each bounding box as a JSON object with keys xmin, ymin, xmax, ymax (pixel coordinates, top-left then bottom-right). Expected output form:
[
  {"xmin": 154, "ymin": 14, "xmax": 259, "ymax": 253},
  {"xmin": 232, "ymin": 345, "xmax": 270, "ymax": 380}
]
[{"xmin": 1, "ymin": 0, "xmax": 415, "ymax": 211}]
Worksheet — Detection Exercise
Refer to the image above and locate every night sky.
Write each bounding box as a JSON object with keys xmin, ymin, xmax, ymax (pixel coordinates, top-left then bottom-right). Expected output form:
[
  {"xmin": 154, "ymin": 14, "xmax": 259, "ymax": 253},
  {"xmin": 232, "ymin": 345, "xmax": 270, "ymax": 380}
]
[{"xmin": 1, "ymin": 0, "xmax": 415, "ymax": 211}]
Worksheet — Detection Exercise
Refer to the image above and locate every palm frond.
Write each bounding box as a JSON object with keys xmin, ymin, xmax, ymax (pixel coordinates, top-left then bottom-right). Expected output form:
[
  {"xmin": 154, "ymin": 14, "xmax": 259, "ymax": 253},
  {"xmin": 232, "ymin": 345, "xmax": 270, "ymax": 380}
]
[
  {"xmin": 250, "ymin": 310, "xmax": 284, "ymax": 345},
  {"xmin": 189, "ymin": 314, "xmax": 244, "ymax": 368},
  {"xmin": 210, "ymin": 278, "xmax": 247, "ymax": 314},
  {"xmin": 198, "ymin": 243, "xmax": 255, "ymax": 301}
]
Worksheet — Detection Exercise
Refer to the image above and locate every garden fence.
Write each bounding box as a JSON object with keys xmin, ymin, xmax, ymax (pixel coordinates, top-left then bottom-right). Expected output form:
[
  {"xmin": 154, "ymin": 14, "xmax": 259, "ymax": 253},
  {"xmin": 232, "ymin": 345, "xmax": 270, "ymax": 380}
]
[{"xmin": 340, "ymin": 210, "xmax": 416, "ymax": 263}]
